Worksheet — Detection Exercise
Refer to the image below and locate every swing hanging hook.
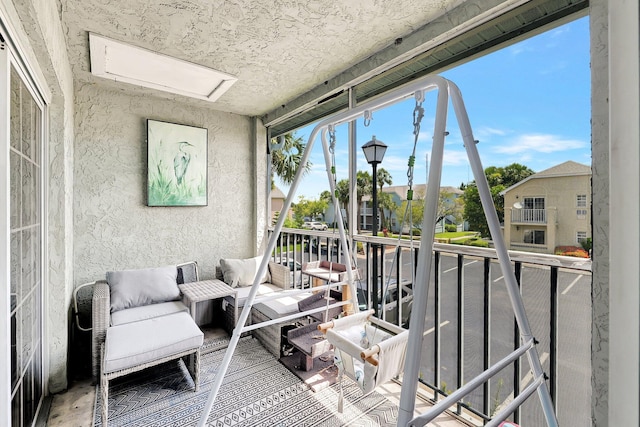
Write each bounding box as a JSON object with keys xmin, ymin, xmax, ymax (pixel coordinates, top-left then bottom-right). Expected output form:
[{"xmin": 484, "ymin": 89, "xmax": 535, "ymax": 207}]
[
  {"xmin": 413, "ymin": 104, "xmax": 425, "ymax": 136},
  {"xmin": 363, "ymin": 110, "xmax": 373, "ymax": 127},
  {"xmin": 328, "ymin": 125, "xmax": 336, "ymax": 155}
]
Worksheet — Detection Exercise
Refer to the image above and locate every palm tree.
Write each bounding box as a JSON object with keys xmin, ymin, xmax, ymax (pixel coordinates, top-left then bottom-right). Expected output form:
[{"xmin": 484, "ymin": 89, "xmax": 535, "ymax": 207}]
[
  {"xmin": 376, "ymin": 168, "xmax": 392, "ymax": 230},
  {"xmin": 335, "ymin": 179, "xmax": 350, "ymax": 228},
  {"xmin": 356, "ymin": 170, "xmax": 372, "ymax": 232},
  {"xmin": 271, "ymin": 133, "xmax": 311, "ymax": 186}
]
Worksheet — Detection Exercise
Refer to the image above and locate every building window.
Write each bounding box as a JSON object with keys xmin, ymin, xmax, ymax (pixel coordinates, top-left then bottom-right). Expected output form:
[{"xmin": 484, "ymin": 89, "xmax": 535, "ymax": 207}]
[
  {"xmin": 577, "ymin": 209, "xmax": 588, "ymax": 219},
  {"xmin": 524, "ymin": 229, "xmax": 545, "ymax": 245},
  {"xmin": 576, "ymin": 194, "xmax": 587, "ymax": 207},
  {"xmin": 523, "ymin": 196, "xmax": 545, "ymax": 209},
  {"xmin": 577, "ymin": 231, "xmax": 588, "ymax": 244}
]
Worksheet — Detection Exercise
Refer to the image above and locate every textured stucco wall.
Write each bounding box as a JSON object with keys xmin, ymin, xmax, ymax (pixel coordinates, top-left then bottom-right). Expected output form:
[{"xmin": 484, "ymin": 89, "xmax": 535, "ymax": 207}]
[
  {"xmin": 2, "ymin": 0, "xmax": 76, "ymax": 393},
  {"xmin": 73, "ymin": 83, "xmax": 260, "ymax": 284},
  {"xmin": 589, "ymin": 0, "xmax": 609, "ymax": 425}
]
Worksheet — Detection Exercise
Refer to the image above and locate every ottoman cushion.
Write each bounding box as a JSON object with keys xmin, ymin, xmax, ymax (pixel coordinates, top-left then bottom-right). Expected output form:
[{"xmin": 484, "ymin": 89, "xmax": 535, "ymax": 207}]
[{"xmin": 103, "ymin": 311, "xmax": 203, "ymax": 374}]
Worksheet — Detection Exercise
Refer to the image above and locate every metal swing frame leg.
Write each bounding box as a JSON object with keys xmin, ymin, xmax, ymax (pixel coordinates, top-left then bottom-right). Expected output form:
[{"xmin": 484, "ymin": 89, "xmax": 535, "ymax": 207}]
[
  {"xmin": 196, "ymin": 75, "xmax": 557, "ymax": 427},
  {"xmin": 397, "ymin": 81, "xmax": 557, "ymax": 427}
]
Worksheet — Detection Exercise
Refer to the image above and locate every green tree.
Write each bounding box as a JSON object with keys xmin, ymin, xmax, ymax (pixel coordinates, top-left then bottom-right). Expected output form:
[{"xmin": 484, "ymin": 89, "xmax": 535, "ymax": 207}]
[
  {"xmin": 319, "ymin": 190, "xmax": 332, "ymax": 204},
  {"xmin": 395, "ymin": 188, "xmax": 425, "ymax": 232},
  {"xmin": 463, "ymin": 163, "xmax": 534, "ymax": 237},
  {"xmin": 334, "ymin": 179, "xmax": 351, "ymax": 228},
  {"xmin": 378, "ymin": 191, "xmax": 398, "ymax": 231},
  {"xmin": 438, "ymin": 189, "xmax": 464, "ymax": 225},
  {"xmin": 291, "ymin": 196, "xmax": 328, "ymax": 225},
  {"xmin": 394, "ymin": 187, "xmax": 463, "ymax": 233},
  {"xmin": 271, "ymin": 132, "xmax": 311, "ymax": 186}
]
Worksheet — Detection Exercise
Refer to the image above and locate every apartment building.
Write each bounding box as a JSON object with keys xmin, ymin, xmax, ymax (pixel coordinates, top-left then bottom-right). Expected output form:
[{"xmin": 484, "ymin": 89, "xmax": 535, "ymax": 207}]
[{"xmin": 502, "ymin": 161, "xmax": 591, "ymax": 254}]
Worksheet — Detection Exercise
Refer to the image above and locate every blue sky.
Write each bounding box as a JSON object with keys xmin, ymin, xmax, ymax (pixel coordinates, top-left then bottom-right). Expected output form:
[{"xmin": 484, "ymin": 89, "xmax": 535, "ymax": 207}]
[{"xmin": 276, "ymin": 16, "xmax": 590, "ymax": 200}]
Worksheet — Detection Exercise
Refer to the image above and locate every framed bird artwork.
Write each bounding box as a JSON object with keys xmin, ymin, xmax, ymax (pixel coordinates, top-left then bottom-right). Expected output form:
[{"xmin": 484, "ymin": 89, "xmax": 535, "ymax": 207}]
[{"xmin": 147, "ymin": 119, "xmax": 208, "ymax": 206}]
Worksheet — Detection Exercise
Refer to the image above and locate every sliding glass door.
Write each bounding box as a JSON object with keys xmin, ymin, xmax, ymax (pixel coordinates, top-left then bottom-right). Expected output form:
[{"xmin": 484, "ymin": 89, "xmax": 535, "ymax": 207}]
[{"xmin": 2, "ymin": 29, "xmax": 46, "ymax": 427}]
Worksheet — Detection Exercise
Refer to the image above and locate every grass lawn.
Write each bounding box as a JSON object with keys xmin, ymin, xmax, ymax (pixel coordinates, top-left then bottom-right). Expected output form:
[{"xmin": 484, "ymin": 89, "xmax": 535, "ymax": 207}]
[
  {"xmin": 434, "ymin": 231, "xmax": 478, "ymax": 239},
  {"xmin": 274, "ymin": 243, "xmax": 303, "ymax": 255}
]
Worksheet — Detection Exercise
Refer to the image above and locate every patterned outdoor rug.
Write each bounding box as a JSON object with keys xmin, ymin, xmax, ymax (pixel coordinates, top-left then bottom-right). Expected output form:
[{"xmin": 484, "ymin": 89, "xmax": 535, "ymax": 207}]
[{"xmin": 94, "ymin": 336, "xmax": 398, "ymax": 426}]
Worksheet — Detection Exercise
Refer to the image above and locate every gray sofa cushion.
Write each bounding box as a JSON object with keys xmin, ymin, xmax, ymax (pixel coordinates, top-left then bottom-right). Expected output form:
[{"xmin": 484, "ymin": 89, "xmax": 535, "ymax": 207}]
[
  {"xmin": 253, "ymin": 290, "xmax": 313, "ymax": 320},
  {"xmin": 219, "ymin": 256, "xmax": 270, "ymax": 288},
  {"xmin": 107, "ymin": 265, "xmax": 179, "ymax": 312},
  {"xmin": 110, "ymin": 301, "xmax": 189, "ymax": 326},
  {"xmin": 103, "ymin": 311, "xmax": 203, "ymax": 374},
  {"xmin": 223, "ymin": 283, "xmax": 281, "ymax": 308}
]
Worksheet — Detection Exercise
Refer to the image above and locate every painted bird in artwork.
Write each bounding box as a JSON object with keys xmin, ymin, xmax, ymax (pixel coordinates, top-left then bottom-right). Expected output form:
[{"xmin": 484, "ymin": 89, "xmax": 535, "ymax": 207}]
[{"xmin": 174, "ymin": 141, "xmax": 194, "ymax": 185}]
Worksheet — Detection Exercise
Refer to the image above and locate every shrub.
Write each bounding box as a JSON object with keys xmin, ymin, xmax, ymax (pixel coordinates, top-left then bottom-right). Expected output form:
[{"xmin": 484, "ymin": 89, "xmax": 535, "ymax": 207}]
[
  {"xmin": 445, "ymin": 224, "xmax": 457, "ymax": 232},
  {"xmin": 411, "ymin": 228, "xmax": 422, "ymax": 236},
  {"xmin": 580, "ymin": 237, "xmax": 592, "ymax": 252},
  {"xmin": 554, "ymin": 245, "xmax": 589, "ymax": 258},
  {"xmin": 448, "ymin": 237, "xmax": 489, "ymax": 248},
  {"xmin": 468, "ymin": 239, "xmax": 489, "ymax": 248}
]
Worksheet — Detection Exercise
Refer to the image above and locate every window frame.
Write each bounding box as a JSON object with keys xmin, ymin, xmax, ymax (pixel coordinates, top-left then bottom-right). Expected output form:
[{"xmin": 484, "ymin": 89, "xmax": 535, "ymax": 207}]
[
  {"xmin": 523, "ymin": 229, "xmax": 546, "ymax": 245},
  {"xmin": 577, "ymin": 194, "xmax": 587, "ymax": 207}
]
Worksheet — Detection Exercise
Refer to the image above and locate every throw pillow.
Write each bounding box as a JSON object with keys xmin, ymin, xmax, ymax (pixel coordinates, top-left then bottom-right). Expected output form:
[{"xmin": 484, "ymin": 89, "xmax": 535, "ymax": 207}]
[
  {"xmin": 219, "ymin": 256, "xmax": 270, "ymax": 287},
  {"xmin": 107, "ymin": 265, "xmax": 179, "ymax": 312}
]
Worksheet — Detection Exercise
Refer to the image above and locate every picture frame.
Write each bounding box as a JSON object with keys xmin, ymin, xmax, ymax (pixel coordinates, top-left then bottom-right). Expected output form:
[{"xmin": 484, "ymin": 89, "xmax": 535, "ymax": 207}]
[{"xmin": 147, "ymin": 119, "xmax": 208, "ymax": 206}]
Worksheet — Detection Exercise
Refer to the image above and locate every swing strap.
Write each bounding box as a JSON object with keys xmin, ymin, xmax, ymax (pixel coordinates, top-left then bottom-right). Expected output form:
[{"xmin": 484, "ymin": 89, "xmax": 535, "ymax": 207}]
[{"xmin": 377, "ymin": 91, "xmax": 426, "ymax": 313}]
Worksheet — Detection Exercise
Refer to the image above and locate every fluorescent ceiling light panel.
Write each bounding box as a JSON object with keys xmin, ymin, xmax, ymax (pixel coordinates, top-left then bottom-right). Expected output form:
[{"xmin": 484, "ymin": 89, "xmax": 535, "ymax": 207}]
[{"xmin": 89, "ymin": 33, "xmax": 236, "ymax": 102}]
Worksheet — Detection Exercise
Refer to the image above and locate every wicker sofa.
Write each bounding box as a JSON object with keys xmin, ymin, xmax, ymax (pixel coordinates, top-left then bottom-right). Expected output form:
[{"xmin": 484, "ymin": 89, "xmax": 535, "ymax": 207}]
[
  {"xmin": 91, "ymin": 263, "xmax": 203, "ymax": 426},
  {"xmin": 216, "ymin": 256, "xmax": 314, "ymax": 356}
]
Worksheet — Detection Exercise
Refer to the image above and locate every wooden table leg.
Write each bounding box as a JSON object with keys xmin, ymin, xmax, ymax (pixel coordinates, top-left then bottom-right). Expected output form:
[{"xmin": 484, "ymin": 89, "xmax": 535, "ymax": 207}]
[
  {"xmin": 342, "ymin": 282, "xmax": 354, "ymax": 315},
  {"xmin": 301, "ymin": 353, "xmax": 314, "ymax": 371}
]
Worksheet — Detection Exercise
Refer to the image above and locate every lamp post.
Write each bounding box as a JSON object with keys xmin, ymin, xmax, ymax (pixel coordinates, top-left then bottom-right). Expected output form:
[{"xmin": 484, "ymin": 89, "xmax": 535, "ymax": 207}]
[{"xmin": 362, "ymin": 135, "xmax": 387, "ymax": 317}]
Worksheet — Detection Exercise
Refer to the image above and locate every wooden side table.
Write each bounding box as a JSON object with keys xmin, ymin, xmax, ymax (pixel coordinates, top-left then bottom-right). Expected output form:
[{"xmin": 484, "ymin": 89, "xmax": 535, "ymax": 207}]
[
  {"xmin": 287, "ymin": 322, "xmax": 332, "ymax": 371},
  {"xmin": 302, "ymin": 261, "xmax": 357, "ymax": 315},
  {"xmin": 178, "ymin": 279, "xmax": 237, "ymax": 327}
]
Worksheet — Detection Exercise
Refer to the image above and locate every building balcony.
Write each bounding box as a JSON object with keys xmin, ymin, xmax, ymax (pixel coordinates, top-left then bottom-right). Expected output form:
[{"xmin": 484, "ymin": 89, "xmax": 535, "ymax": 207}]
[
  {"xmin": 511, "ymin": 208, "xmax": 547, "ymax": 224},
  {"xmin": 49, "ymin": 228, "xmax": 591, "ymax": 426}
]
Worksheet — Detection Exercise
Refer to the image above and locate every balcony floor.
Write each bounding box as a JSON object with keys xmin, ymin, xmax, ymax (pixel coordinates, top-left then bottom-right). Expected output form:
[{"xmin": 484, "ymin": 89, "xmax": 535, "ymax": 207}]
[{"xmin": 45, "ymin": 337, "xmax": 470, "ymax": 427}]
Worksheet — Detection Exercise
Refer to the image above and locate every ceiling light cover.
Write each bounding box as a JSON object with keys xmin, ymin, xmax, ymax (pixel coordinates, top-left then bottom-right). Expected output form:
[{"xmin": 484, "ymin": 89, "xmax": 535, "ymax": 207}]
[{"xmin": 89, "ymin": 33, "xmax": 237, "ymax": 102}]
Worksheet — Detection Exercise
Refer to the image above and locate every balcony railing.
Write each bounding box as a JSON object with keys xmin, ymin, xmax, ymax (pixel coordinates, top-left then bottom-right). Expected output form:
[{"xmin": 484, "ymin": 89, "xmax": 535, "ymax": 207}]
[
  {"xmin": 511, "ymin": 208, "xmax": 547, "ymax": 224},
  {"xmin": 269, "ymin": 227, "xmax": 591, "ymax": 426}
]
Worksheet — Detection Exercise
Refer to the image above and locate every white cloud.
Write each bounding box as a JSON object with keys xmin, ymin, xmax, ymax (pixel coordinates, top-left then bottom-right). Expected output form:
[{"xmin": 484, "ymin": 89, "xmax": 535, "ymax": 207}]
[
  {"xmin": 443, "ymin": 150, "xmax": 471, "ymax": 166},
  {"xmin": 423, "ymin": 149, "xmax": 469, "ymax": 166},
  {"xmin": 549, "ymin": 26, "xmax": 570, "ymax": 38},
  {"xmin": 475, "ymin": 126, "xmax": 508, "ymax": 139},
  {"xmin": 508, "ymin": 44, "xmax": 528, "ymax": 56},
  {"xmin": 493, "ymin": 134, "xmax": 586, "ymax": 154}
]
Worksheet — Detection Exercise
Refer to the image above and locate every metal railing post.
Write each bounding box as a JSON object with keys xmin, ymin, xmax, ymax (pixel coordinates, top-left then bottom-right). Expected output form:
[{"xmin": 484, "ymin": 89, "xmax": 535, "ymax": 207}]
[{"xmin": 483, "ymin": 257, "xmax": 492, "ymax": 422}]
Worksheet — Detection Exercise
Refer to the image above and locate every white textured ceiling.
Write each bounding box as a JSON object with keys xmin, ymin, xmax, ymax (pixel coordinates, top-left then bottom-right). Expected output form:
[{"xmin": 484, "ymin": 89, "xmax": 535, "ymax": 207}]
[{"xmin": 60, "ymin": 0, "xmax": 466, "ymax": 117}]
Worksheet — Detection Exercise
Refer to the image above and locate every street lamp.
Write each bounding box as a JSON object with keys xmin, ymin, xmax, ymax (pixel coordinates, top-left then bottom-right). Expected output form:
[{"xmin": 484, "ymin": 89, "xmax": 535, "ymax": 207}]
[{"xmin": 362, "ymin": 135, "xmax": 387, "ymax": 317}]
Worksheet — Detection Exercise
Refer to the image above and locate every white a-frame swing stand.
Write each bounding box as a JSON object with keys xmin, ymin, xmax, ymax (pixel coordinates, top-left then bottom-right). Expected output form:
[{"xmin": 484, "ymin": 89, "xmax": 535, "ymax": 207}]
[{"xmin": 197, "ymin": 75, "xmax": 559, "ymax": 427}]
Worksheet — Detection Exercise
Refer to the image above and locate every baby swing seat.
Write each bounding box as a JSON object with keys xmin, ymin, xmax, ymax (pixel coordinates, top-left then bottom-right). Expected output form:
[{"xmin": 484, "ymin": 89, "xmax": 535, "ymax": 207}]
[{"xmin": 320, "ymin": 309, "xmax": 409, "ymax": 410}]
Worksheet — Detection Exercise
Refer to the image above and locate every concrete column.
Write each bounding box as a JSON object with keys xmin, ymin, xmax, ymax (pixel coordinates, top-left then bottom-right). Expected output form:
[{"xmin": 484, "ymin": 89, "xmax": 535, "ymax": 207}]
[
  {"xmin": 608, "ymin": 0, "xmax": 640, "ymax": 424},
  {"xmin": 504, "ymin": 207, "xmax": 512, "ymax": 250},
  {"xmin": 589, "ymin": 0, "xmax": 611, "ymax": 424}
]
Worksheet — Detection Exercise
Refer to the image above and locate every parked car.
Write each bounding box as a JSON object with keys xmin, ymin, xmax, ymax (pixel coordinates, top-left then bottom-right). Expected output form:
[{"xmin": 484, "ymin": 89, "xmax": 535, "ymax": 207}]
[
  {"xmin": 356, "ymin": 278, "xmax": 413, "ymax": 328},
  {"xmin": 274, "ymin": 258, "xmax": 310, "ymax": 287},
  {"xmin": 303, "ymin": 221, "xmax": 328, "ymax": 231},
  {"xmin": 304, "ymin": 238, "xmax": 343, "ymax": 256}
]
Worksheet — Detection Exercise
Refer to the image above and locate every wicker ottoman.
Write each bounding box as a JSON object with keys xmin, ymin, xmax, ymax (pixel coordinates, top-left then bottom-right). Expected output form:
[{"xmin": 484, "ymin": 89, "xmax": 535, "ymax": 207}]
[
  {"xmin": 100, "ymin": 312, "xmax": 203, "ymax": 426},
  {"xmin": 251, "ymin": 306, "xmax": 305, "ymax": 357}
]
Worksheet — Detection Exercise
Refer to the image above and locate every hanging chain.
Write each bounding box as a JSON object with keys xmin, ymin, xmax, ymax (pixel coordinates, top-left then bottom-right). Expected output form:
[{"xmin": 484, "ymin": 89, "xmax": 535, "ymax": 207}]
[
  {"xmin": 329, "ymin": 125, "xmax": 338, "ymax": 196},
  {"xmin": 406, "ymin": 91, "xmax": 425, "ymax": 201}
]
